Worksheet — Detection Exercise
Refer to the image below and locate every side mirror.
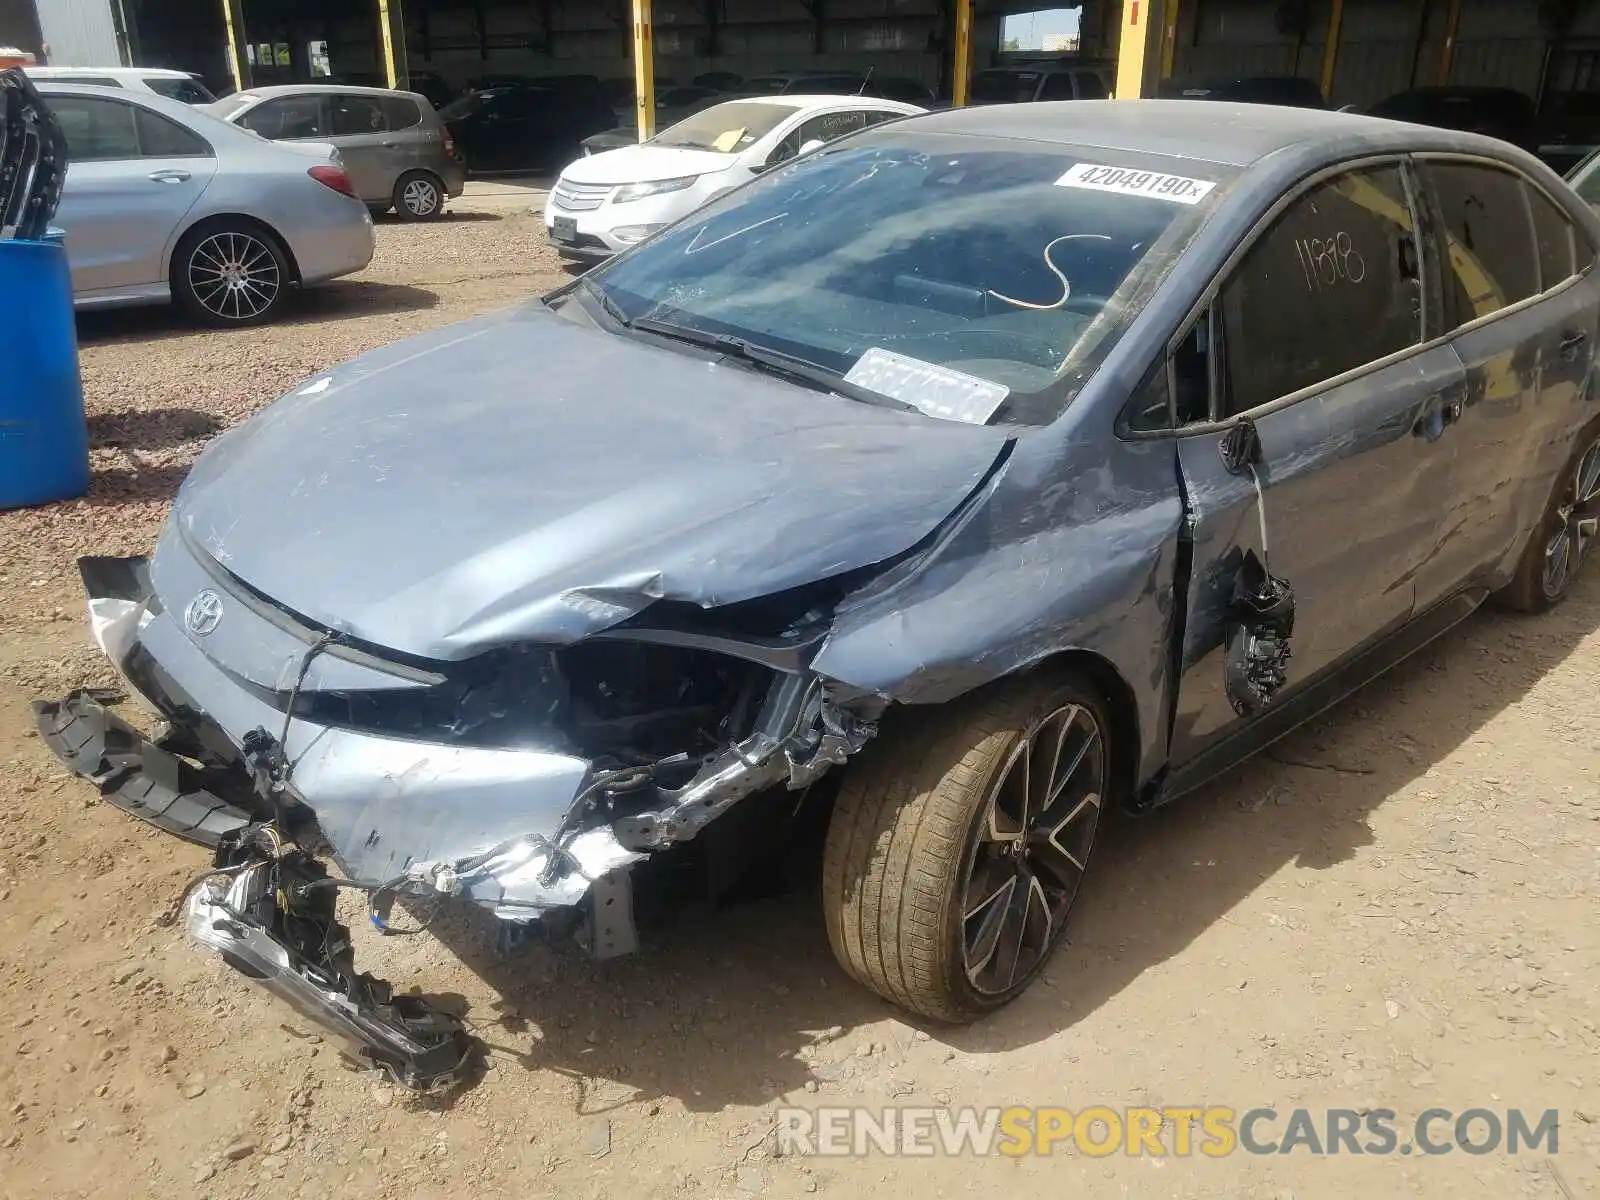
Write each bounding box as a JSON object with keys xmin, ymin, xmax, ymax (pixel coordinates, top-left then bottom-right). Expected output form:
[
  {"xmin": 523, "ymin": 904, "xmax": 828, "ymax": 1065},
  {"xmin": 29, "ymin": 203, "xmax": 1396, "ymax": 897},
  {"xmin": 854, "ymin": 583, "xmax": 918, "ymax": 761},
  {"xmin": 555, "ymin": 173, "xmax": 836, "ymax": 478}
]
[
  {"xmin": 797, "ymin": 137, "xmax": 826, "ymax": 157},
  {"xmin": 1219, "ymin": 418, "xmax": 1262, "ymax": 476}
]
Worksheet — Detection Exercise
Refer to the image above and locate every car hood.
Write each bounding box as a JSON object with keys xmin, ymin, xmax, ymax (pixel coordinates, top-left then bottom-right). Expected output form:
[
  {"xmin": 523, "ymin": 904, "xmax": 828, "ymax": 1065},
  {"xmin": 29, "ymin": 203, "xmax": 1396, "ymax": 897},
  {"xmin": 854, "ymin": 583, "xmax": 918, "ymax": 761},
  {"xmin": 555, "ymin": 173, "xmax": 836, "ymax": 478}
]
[
  {"xmin": 174, "ymin": 302, "xmax": 1011, "ymax": 661},
  {"xmin": 560, "ymin": 143, "xmax": 737, "ymax": 185}
]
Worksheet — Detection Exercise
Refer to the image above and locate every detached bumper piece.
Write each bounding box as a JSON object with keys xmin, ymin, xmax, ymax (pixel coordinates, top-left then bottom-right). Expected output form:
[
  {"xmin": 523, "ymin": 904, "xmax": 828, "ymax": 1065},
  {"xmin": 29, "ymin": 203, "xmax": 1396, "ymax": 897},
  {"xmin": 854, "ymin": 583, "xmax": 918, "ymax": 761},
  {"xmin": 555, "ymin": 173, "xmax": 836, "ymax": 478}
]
[
  {"xmin": 186, "ymin": 831, "xmax": 472, "ymax": 1091},
  {"xmin": 32, "ymin": 690, "xmax": 254, "ymax": 847}
]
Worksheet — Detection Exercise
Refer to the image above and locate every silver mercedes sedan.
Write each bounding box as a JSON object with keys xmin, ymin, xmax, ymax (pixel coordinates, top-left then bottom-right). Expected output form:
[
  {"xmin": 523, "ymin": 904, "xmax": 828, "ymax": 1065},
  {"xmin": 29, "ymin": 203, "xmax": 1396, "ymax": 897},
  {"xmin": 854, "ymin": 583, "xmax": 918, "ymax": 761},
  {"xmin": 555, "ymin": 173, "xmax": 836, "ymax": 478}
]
[{"xmin": 37, "ymin": 82, "xmax": 375, "ymax": 326}]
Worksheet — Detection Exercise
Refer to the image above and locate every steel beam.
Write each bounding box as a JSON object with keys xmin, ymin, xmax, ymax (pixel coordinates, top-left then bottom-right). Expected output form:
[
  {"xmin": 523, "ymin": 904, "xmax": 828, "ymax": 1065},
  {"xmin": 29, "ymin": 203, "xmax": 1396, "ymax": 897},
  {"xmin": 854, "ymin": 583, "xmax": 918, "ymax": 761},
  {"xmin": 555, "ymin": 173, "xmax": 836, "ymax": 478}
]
[{"xmin": 633, "ymin": 0, "xmax": 657, "ymax": 141}]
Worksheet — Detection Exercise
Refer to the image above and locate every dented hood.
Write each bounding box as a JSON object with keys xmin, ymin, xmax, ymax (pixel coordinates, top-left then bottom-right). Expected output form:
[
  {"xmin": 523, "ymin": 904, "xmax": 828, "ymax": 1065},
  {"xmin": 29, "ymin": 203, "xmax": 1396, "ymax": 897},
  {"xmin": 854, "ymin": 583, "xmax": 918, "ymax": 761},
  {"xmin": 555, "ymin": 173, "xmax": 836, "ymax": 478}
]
[{"xmin": 175, "ymin": 302, "xmax": 1010, "ymax": 660}]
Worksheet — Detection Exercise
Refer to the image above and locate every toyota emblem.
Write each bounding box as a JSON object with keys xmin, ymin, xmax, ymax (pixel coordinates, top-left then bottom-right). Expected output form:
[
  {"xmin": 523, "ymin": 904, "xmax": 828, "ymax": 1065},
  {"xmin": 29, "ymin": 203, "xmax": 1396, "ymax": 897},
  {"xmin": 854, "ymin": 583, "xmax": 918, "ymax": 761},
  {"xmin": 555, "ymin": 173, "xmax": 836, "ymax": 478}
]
[{"xmin": 184, "ymin": 588, "xmax": 224, "ymax": 636}]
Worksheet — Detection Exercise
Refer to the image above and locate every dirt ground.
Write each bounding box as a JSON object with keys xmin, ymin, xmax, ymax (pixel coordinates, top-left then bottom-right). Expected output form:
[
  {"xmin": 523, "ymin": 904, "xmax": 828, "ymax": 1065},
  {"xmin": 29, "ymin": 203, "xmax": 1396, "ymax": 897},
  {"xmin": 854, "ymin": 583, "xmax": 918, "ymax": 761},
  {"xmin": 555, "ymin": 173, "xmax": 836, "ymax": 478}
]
[{"xmin": 1, "ymin": 188, "xmax": 1598, "ymax": 1200}]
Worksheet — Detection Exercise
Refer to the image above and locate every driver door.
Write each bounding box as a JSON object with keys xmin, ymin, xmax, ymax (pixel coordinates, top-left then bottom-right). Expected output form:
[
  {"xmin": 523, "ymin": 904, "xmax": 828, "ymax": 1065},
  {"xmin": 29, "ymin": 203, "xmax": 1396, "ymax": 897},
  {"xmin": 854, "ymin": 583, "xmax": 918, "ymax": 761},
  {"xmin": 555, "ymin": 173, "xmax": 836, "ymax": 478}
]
[{"xmin": 1164, "ymin": 158, "xmax": 1469, "ymax": 787}]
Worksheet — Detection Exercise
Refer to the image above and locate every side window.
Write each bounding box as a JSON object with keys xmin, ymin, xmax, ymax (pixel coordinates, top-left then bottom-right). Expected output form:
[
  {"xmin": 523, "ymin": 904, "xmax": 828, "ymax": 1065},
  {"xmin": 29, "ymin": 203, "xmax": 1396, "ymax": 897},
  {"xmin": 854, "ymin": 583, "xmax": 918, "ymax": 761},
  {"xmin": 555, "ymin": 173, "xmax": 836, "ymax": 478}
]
[
  {"xmin": 134, "ymin": 108, "xmax": 212, "ymax": 157},
  {"xmin": 329, "ymin": 95, "xmax": 388, "ymax": 136},
  {"xmin": 1219, "ymin": 164, "xmax": 1422, "ymax": 416},
  {"xmin": 1423, "ymin": 162, "xmax": 1538, "ymax": 324},
  {"xmin": 1075, "ymin": 71, "xmax": 1109, "ymax": 100},
  {"xmin": 1526, "ymin": 184, "xmax": 1576, "ymax": 292},
  {"xmin": 801, "ymin": 110, "xmax": 869, "ymax": 145},
  {"xmin": 46, "ymin": 96, "xmax": 140, "ymax": 160},
  {"xmin": 239, "ymin": 95, "xmax": 327, "ymax": 139},
  {"xmin": 1039, "ymin": 73, "xmax": 1076, "ymax": 101},
  {"xmin": 381, "ymin": 96, "xmax": 423, "ymax": 130}
]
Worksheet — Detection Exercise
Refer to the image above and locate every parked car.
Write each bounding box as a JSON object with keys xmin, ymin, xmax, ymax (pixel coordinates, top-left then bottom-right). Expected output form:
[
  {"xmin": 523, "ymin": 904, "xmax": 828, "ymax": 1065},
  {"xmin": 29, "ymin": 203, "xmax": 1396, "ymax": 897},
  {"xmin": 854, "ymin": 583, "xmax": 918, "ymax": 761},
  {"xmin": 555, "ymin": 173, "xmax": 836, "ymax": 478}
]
[
  {"xmin": 24, "ymin": 65, "xmax": 216, "ymax": 104},
  {"xmin": 1157, "ymin": 74, "xmax": 1325, "ymax": 107},
  {"xmin": 1369, "ymin": 86, "xmax": 1537, "ymax": 150},
  {"xmin": 36, "ymin": 82, "xmax": 373, "ymax": 324},
  {"xmin": 581, "ymin": 86, "xmax": 746, "ymax": 156},
  {"xmin": 1565, "ymin": 143, "xmax": 1600, "ymax": 213},
  {"xmin": 440, "ymin": 83, "xmax": 615, "ymax": 172},
  {"xmin": 971, "ymin": 62, "xmax": 1111, "ymax": 103},
  {"xmin": 744, "ymin": 70, "xmax": 868, "ymax": 95},
  {"xmin": 404, "ymin": 69, "xmax": 457, "ymax": 110},
  {"xmin": 693, "ymin": 70, "xmax": 744, "ymax": 91},
  {"xmin": 1536, "ymin": 90, "xmax": 1600, "ymax": 177},
  {"xmin": 546, "ymin": 94, "xmax": 923, "ymax": 260},
  {"xmin": 35, "ymin": 100, "xmax": 1600, "ymax": 1087},
  {"xmin": 205, "ymin": 84, "xmax": 464, "ymax": 219}
]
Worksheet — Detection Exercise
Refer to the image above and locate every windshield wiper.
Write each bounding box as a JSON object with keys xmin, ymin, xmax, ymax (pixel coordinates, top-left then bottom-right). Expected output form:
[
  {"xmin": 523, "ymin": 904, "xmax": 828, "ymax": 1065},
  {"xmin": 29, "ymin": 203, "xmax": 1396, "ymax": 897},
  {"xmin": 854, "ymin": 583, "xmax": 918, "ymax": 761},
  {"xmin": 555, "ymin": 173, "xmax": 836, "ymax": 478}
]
[
  {"xmin": 578, "ymin": 276, "xmax": 631, "ymax": 328},
  {"xmin": 628, "ymin": 316, "xmax": 919, "ymax": 413}
]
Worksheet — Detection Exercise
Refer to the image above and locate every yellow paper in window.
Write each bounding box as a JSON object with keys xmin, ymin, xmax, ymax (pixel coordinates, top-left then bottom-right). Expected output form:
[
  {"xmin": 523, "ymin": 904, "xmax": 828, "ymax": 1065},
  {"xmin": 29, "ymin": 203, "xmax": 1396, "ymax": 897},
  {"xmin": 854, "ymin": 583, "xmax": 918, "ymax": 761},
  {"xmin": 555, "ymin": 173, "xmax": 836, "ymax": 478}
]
[{"xmin": 711, "ymin": 127, "xmax": 747, "ymax": 153}]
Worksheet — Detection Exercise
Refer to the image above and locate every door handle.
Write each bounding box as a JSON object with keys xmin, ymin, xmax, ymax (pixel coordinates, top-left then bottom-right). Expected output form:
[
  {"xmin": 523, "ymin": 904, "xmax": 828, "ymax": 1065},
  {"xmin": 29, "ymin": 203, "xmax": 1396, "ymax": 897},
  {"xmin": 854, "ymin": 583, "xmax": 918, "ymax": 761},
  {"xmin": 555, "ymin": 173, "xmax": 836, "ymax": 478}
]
[
  {"xmin": 1412, "ymin": 394, "xmax": 1447, "ymax": 441},
  {"xmin": 1559, "ymin": 330, "xmax": 1589, "ymax": 362},
  {"xmin": 147, "ymin": 169, "xmax": 190, "ymax": 183},
  {"xmin": 380, "ymin": 140, "xmax": 400, "ymax": 148}
]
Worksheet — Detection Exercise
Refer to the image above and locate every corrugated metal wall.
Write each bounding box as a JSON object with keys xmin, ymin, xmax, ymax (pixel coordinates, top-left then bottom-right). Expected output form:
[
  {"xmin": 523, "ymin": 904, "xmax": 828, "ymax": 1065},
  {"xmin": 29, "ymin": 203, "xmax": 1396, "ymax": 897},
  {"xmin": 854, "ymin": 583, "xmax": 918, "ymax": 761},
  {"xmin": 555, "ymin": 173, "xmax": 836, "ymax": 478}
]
[
  {"xmin": 1168, "ymin": 0, "xmax": 1555, "ymax": 110},
  {"xmin": 251, "ymin": 0, "xmax": 1007, "ymax": 93},
  {"xmin": 32, "ymin": 0, "xmax": 124, "ymax": 65}
]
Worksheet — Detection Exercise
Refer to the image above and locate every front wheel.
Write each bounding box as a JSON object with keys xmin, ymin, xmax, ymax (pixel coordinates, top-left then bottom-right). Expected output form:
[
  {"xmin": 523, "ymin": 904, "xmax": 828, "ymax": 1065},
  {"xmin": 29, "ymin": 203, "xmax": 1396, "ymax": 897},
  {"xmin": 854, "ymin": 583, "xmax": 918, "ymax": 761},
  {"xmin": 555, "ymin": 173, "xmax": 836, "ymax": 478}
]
[
  {"xmin": 822, "ymin": 674, "xmax": 1112, "ymax": 1022},
  {"xmin": 171, "ymin": 222, "xmax": 292, "ymax": 327},
  {"xmin": 1498, "ymin": 420, "xmax": 1600, "ymax": 612}
]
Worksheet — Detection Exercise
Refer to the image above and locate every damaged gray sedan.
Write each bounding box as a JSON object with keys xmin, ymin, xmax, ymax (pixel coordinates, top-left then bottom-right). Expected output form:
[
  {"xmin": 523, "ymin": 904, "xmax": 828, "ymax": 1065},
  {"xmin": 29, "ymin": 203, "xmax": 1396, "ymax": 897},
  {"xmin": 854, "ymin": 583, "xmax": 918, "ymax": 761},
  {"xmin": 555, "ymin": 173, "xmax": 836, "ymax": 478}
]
[{"xmin": 37, "ymin": 100, "xmax": 1600, "ymax": 1088}]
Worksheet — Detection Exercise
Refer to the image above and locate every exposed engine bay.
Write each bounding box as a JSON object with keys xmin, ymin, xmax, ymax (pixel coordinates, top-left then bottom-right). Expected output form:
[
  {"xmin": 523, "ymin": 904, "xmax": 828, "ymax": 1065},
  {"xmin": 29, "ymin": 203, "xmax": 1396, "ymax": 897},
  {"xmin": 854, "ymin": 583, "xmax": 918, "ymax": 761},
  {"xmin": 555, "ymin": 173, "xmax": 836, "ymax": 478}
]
[{"xmin": 34, "ymin": 553, "xmax": 886, "ymax": 1090}]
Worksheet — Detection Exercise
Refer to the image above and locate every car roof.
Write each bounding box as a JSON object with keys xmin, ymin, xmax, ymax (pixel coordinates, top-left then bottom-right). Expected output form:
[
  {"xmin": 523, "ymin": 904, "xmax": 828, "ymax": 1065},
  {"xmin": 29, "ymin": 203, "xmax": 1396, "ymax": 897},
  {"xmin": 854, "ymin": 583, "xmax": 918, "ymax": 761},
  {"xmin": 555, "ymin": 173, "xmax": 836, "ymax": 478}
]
[
  {"xmin": 26, "ymin": 65, "xmax": 194, "ymax": 78},
  {"xmin": 227, "ymin": 83, "xmax": 428, "ymax": 103},
  {"xmin": 898, "ymin": 98, "xmax": 1507, "ymax": 167},
  {"xmin": 766, "ymin": 94, "xmax": 924, "ymax": 113}
]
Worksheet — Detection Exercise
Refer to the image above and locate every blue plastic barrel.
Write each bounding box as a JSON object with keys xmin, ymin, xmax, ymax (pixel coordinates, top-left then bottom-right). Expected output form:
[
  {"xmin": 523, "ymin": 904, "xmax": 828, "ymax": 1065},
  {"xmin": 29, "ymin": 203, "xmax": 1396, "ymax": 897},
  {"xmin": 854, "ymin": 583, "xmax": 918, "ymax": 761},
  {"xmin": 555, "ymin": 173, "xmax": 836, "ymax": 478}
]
[{"xmin": 0, "ymin": 231, "xmax": 89, "ymax": 510}]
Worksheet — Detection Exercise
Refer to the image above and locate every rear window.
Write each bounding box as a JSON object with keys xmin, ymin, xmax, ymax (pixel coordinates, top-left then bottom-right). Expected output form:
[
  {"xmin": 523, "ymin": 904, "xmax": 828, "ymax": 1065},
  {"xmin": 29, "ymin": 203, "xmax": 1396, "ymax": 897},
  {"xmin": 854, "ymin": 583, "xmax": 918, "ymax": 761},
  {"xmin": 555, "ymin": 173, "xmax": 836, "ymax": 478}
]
[
  {"xmin": 649, "ymin": 100, "xmax": 796, "ymax": 152},
  {"xmin": 382, "ymin": 96, "xmax": 423, "ymax": 128},
  {"xmin": 144, "ymin": 75, "xmax": 215, "ymax": 104}
]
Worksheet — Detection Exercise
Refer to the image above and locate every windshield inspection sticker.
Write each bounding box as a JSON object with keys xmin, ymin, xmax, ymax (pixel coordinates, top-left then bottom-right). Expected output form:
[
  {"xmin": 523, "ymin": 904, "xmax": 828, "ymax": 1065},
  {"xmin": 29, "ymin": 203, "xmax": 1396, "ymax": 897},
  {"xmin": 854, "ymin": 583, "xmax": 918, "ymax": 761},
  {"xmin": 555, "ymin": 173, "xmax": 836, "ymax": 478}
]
[
  {"xmin": 1055, "ymin": 163, "xmax": 1217, "ymax": 205},
  {"xmin": 844, "ymin": 347, "xmax": 1009, "ymax": 425}
]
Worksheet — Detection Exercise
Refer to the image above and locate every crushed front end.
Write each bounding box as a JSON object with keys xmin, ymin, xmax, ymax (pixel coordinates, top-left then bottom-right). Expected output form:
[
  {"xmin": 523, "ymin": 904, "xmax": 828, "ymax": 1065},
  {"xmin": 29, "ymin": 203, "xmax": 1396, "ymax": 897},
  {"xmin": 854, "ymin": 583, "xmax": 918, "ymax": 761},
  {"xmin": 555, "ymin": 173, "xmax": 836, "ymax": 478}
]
[{"xmin": 34, "ymin": 528, "xmax": 882, "ymax": 1087}]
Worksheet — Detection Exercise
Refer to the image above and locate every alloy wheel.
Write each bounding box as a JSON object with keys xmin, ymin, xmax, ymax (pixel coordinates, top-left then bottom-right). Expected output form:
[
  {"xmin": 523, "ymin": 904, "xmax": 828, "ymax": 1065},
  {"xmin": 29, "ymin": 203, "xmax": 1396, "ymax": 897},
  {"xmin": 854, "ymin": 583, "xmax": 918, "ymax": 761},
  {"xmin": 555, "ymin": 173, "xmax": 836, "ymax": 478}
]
[
  {"xmin": 961, "ymin": 702, "xmax": 1105, "ymax": 995},
  {"xmin": 402, "ymin": 177, "xmax": 441, "ymax": 216},
  {"xmin": 187, "ymin": 231, "xmax": 280, "ymax": 322},
  {"xmin": 1543, "ymin": 435, "xmax": 1600, "ymax": 600}
]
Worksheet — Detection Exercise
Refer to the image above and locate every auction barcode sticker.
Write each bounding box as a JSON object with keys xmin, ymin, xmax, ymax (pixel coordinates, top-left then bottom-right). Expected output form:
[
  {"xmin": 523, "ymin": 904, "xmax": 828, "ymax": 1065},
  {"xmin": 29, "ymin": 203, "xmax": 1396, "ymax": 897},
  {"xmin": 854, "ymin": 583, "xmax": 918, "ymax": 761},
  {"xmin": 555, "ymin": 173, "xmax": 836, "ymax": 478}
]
[{"xmin": 1055, "ymin": 163, "xmax": 1217, "ymax": 205}]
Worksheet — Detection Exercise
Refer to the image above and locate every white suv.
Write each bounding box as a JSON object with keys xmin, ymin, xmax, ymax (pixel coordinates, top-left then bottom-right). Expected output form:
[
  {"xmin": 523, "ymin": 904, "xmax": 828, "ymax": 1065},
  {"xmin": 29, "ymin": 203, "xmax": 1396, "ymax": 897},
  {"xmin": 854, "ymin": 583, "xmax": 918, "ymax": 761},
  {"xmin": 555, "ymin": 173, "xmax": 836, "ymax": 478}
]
[{"xmin": 23, "ymin": 66, "xmax": 216, "ymax": 104}]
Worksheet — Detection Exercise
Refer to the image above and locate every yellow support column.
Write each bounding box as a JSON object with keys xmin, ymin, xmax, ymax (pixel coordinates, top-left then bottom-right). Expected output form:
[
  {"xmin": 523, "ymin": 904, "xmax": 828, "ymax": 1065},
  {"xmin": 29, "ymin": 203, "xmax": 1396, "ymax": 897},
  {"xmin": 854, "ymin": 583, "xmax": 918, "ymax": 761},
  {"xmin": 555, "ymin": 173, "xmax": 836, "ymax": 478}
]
[
  {"xmin": 219, "ymin": 0, "xmax": 251, "ymax": 92},
  {"xmin": 1320, "ymin": 0, "xmax": 1344, "ymax": 100},
  {"xmin": 633, "ymin": 0, "xmax": 657, "ymax": 142},
  {"xmin": 951, "ymin": 0, "xmax": 973, "ymax": 106},
  {"xmin": 1115, "ymin": 0, "xmax": 1159, "ymax": 100},
  {"xmin": 1159, "ymin": 0, "xmax": 1179, "ymax": 79},
  {"xmin": 378, "ymin": 0, "xmax": 408, "ymax": 91},
  {"xmin": 1438, "ymin": 0, "xmax": 1462, "ymax": 85}
]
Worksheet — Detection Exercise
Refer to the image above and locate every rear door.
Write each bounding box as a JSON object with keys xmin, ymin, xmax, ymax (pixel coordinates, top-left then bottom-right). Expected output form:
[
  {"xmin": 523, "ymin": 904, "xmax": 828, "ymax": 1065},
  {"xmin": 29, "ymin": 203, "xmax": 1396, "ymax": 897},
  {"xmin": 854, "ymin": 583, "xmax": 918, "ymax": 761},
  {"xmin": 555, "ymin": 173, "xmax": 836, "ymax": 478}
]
[
  {"xmin": 1410, "ymin": 158, "xmax": 1591, "ymax": 600},
  {"xmin": 327, "ymin": 92, "xmax": 397, "ymax": 202},
  {"xmin": 1167, "ymin": 158, "xmax": 1467, "ymax": 769},
  {"xmin": 46, "ymin": 94, "xmax": 216, "ymax": 294},
  {"xmin": 380, "ymin": 95, "xmax": 435, "ymax": 178}
]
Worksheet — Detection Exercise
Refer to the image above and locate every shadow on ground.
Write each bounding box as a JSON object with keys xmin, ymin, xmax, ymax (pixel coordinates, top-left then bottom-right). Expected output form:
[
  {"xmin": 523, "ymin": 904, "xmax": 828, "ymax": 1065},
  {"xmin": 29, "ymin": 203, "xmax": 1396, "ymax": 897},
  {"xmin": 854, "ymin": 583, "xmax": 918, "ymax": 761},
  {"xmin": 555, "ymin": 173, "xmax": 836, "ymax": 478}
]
[
  {"xmin": 75, "ymin": 281, "xmax": 439, "ymax": 346},
  {"xmin": 413, "ymin": 570, "xmax": 1600, "ymax": 1115},
  {"xmin": 88, "ymin": 408, "xmax": 222, "ymax": 451},
  {"xmin": 375, "ymin": 210, "xmax": 505, "ymax": 224}
]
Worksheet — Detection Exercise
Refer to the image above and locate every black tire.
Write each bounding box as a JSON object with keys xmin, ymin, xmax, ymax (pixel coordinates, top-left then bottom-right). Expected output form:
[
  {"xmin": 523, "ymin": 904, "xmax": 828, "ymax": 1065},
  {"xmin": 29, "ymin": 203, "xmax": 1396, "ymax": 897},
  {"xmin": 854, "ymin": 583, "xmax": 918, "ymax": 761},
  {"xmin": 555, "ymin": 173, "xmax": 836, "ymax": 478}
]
[
  {"xmin": 822, "ymin": 673, "xmax": 1112, "ymax": 1023},
  {"xmin": 392, "ymin": 171, "xmax": 445, "ymax": 221},
  {"xmin": 1497, "ymin": 417, "xmax": 1600, "ymax": 613},
  {"xmin": 171, "ymin": 220, "xmax": 292, "ymax": 327}
]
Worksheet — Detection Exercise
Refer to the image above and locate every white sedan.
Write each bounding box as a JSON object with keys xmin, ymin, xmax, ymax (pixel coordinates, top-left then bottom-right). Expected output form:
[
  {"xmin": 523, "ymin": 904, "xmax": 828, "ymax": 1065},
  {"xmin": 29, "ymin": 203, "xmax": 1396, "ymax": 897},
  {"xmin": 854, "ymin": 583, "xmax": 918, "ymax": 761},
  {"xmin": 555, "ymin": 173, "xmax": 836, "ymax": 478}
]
[{"xmin": 544, "ymin": 94, "xmax": 924, "ymax": 261}]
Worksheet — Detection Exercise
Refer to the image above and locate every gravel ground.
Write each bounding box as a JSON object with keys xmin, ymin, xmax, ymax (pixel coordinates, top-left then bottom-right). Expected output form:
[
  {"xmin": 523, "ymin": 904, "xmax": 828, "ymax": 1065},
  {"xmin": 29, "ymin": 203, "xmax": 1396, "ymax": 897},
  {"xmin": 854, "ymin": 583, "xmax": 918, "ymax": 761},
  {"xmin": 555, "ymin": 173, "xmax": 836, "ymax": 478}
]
[{"xmin": 1, "ymin": 192, "xmax": 1598, "ymax": 1200}]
